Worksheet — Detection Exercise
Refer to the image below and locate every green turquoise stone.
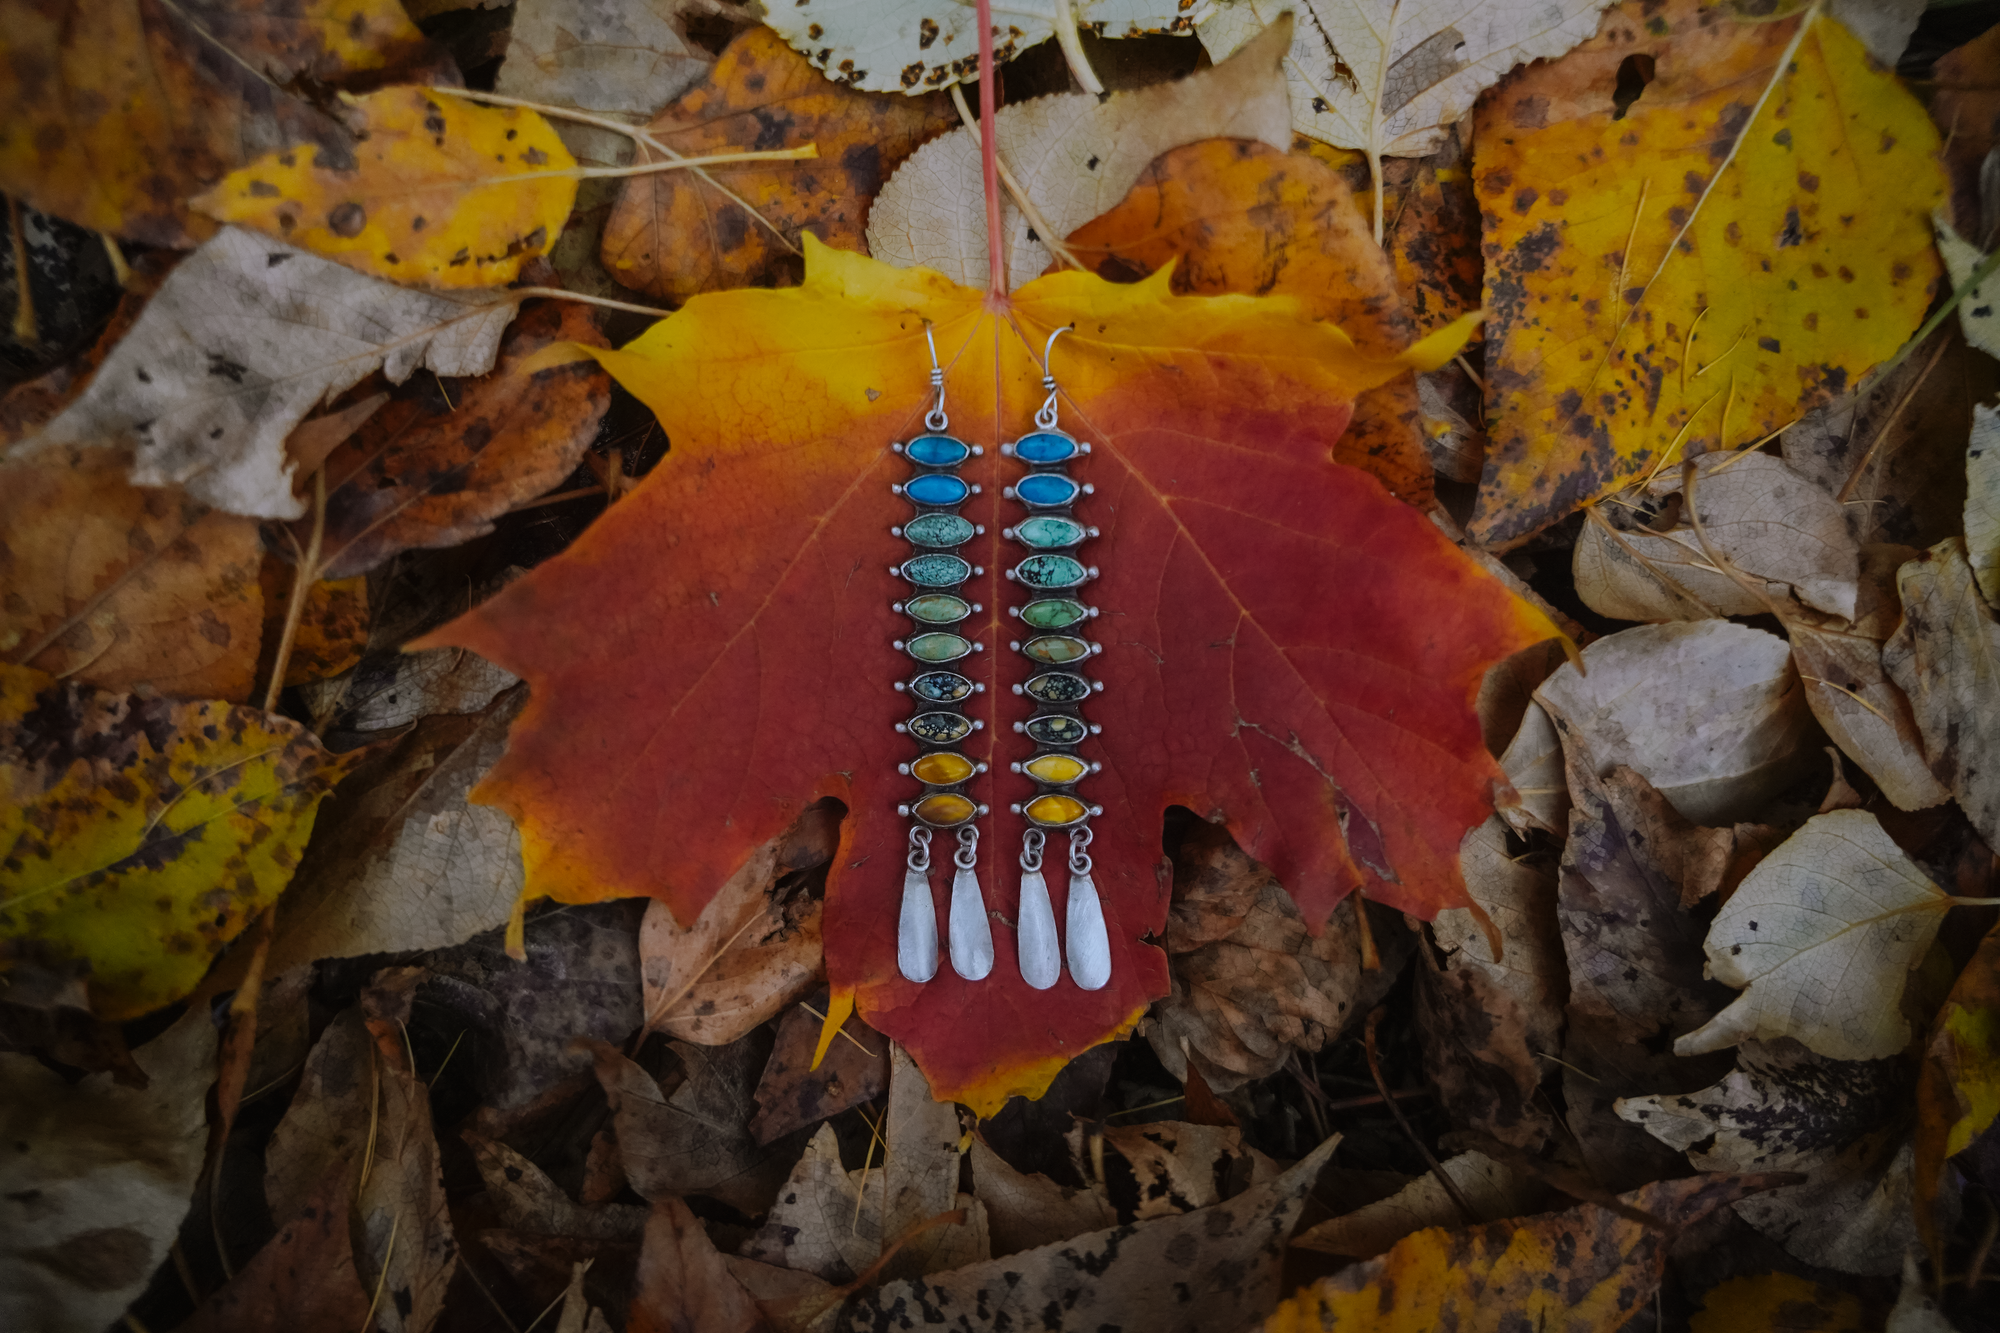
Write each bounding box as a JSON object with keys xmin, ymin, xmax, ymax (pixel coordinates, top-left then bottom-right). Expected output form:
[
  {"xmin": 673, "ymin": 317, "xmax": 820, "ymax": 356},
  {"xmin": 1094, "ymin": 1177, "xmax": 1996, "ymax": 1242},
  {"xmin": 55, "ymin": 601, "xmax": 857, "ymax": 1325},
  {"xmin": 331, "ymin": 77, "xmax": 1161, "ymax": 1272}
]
[
  {"xmin": 1015, "ymin": 516, "xmax": 1086, "ymax": 549},
  {"xmin": 1025, "ymin": 672, "xmax": 1090, "ymax": 704},
  {"xmin": 904, "ymin": 593, "xmax": 970, "ymax": 624},
  {"xmin": 909, "ymin": 711, "xmax": 973, "ymax": 745},
  {"xmin": 1014, "ymin": 555, "xmax": 1087, "ymax": 590},
  {"xmin": 1020, "ymin": 599, "xmax": 1088, "ymax": 631},
  {"xmin": 900, "ymin": 553, "xmax": 970, "ymax": 587},
  {"xmin": 903, "ymin": 513, "xmax": 975, "ymax": 547},
  {"xmin": 1025, "ymin": 714, "xmax": 1087, "ymax": 746},
  {"xmin": 1022, "ymin": 635, "xmax": 1089, "ymax": 665},
  {"xmin": 909, "ymin": 671, "xmax": 972, "ymax": 703},
  {"xmin": 906, "ymin": 632, "xmax": 971, "ymax": 663}
]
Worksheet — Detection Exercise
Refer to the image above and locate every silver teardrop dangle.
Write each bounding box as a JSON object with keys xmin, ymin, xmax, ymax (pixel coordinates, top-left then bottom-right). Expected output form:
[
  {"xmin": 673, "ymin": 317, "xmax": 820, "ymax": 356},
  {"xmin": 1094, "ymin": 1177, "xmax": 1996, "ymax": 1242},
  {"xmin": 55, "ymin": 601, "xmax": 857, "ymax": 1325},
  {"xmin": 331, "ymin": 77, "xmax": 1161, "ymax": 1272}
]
[
  {"xmin": 897, "ymin": 827, "xmax": 939, "ymax": 983},
  {"xmin": 948, "ymin": 825, "xmax": 995, "ymax": 981},
  {"xmin": 1065, "ymin": 827, "xmax": 1110, "ymax": 991},
  {"xmin": 1016, "ymin": 829, "xmax": 1060, "ymax": 990}
]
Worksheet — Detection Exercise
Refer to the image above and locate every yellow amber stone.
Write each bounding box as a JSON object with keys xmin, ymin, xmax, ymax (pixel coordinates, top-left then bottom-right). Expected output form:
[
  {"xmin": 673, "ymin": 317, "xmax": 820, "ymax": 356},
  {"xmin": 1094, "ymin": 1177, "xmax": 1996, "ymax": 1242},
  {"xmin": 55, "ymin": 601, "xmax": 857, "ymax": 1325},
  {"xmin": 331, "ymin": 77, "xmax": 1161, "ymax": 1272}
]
[
  {"xmin": 912, "ymin": 752, "xmax": 975, "ymax": 785},
  {"xmin": 913, "ymin": 792, "xmax": 977, "ymax": 826},
  {"xmin": 1024, "ymin": 794, "xmax": 1088, "ymax": 826},
  {"xmin": 1023, "ymin": 753, "xmax": 1087, "ymax": 784}
]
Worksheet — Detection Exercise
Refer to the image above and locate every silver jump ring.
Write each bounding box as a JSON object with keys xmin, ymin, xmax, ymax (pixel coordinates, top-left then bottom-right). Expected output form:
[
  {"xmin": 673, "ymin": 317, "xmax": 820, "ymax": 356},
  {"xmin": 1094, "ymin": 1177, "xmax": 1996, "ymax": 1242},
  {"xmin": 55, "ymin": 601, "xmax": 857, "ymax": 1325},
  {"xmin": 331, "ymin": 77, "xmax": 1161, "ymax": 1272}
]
[
  {"xmin": 907, "ymin": 825, "xmax": 933, "ymax": 872},
  {"xmin": 1068, "ymin": 825, "xmax": 1093, "ymax": 875},
  {"xmin": 1020, "ymin": 827, "xmax": 1046, "ymax": 872},
  {"xmin": 924, "ymin": 324, "xmax": 949, "ymax": 430},
  {"xmin": 1035, "ymin": 324, "xmax": 1074, "ymax": 429},
  {"xmin": 955, "ymin": 823, "xmax": 979, "ymax": 870}
]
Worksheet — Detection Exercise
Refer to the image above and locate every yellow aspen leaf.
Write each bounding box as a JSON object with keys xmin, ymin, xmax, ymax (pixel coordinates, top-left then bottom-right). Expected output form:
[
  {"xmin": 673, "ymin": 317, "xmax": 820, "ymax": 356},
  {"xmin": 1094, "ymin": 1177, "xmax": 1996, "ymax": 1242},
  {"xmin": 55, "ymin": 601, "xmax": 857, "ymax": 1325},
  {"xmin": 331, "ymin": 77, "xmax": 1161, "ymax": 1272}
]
[
  {"xmin": 193, "ymin": 87, "xmax": 579, "ymax": 288},
  {"xmin": 1469, "ymin": 0, "xmax": 1945, "ymax": 548},
  {"xmin": 1689, "ymin": 1272, "xmax": 1872, "ymax": 1332},
  {"xmin": 0, "ymin": 665, "xmax": 359, "ymax": 1019},
  {"xmin": 1914, "ymin": 920, "xmax": 2000, "ymax": 1266},
  {"xmin": 1261, "ymin": 1173, "xmax": 1785, "ymax": 1332}
]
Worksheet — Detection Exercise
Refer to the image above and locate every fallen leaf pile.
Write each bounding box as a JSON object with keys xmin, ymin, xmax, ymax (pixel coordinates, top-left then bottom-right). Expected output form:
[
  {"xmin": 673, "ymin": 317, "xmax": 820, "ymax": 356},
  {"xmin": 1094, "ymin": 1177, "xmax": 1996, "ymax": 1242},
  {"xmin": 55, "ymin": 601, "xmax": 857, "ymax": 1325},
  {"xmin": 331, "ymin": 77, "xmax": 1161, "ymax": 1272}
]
[{"xmin": 1, "ymin": 0, "xmax": 1997, "ymax": 1329}]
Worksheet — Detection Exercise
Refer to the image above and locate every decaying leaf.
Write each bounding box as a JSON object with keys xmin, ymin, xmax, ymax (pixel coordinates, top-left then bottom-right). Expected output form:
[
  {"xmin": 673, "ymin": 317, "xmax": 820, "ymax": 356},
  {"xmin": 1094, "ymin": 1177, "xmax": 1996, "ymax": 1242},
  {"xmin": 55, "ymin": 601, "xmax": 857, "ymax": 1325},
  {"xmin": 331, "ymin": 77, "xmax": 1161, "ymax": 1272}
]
[
  {"xmin": 1063, "ymin": 139, "xmax": 1435, "ymax": 506},
  {"xmin": 262, "ymin": 570, "xmax": 370, "ymax": 689},
  {"xmin": 195, "ymin": 87, "xmax": 577, "ymax": 288},
  {"xmin": 1617, "ymin": 1037, "xmax": 1918, "ymax": 1275},
  {"xmin": 465, "ymin": 1132, "xmax": 647, "ymax": 1242},
  {"xmin": 0, "ymin": 664, "xmax": 356, "ymax": 1019},
  {"xmin": 0, "ymin": 446, "xmax": 264, "ymax": 702},
  {"xmin": 867, "ymin": 19, "xmax": 1293, "ymax": 286},
  {"xmin": 1199, "ymin": 0, "xmax": 1614, "ymax": 158},
  {"xmin": 1937, "ymin": 210, "xmax": 2000, "ymax": 361},
  {"xmin": 764, "ymin": 0, "xmax": 1193, "ymax": 96},
  {"xmin": 1414, "ymin": 939, "xmax": 1556, "ymax": 1152},
  {"xmin": 602, "ymin": 26, "xmax": 954, "ymax": 302},
  {"xmin": 739, "ymin": 1122, "xmax": 885, "ymax": 1283},
  {"xmin": 301, "ymin": 645, "xmax": 520, "ymax": 734},
  {"xmin": 1536, "ymin": 620, "xmax": 1813, "ymax": 824},
  {"xmin": 312, "ymin": 300, "xmax": 612, "ymax": 579},
  {"xmin": 1435, "ymin": 816, "xmax": 1566, "ymax": 1065},
  {"xmin": 637, "ymin": 806, "xmax": 831, "ymax": 1047},
  {"xmin": 1688, "ymin": 1272, "xmax": 1874, "ymax": 1333},
  {"xmin": 0, "ymin": 1007, "xmax": 215, "ymax": 1333},
  {"xmin": 968, "ymin": 1138, "xmax": 1116, "ymax": 1257},
  {"xmin": 262, "ymin": 686, "xmax": 526, "ymax": 976},
  {"xmin": 842, "ymin": 1135, "xmax": 1339, "ymax": 1332},
  {"xmin": 1102, "ymin": 1119, "xmax": 1271, "ymax": 1220},
  {"xmin": 1470, "ymin": 0, "xmax": 1945, "ymax": 546},
  {"xmin": 1264, "ymin": 1173, "xmax": 1786, "ymax": 1330},
  {"xmin": 12, "ymin": 228, "xmax": 518, "ymax": 519},
  {"xmin": 749, "ymin": 994, "xmax": 888, "ymax": 1145},
  {"xmin": 496, "ymin": 0, "xmax": 712, "ymax": 140},
  {"xmin": 1884, "ymin": 538, "xmax": 2000, "ymax": 849},
  {"xmin": 1291, "ymin": 1150, "xmax": 1541, "ymax": 1260},
  {"xmin": 626, "ymin": 1197, "xmax": 763, "ymax": 1333},
  {"xmin": 1677, "ymin": 810, "xmax": 1952, "ymax": 1061},
  {"xmin": 1914, "ymin": 921, "xmax": 2000, "ymax": 1268},
  {"xmin": 1970, "ymin": 404, "xmax": 2000, "ymax": 605},
  {"xmin": 881, "ymin": 1043, "xmax": 989, "ymax": 1277},
  {"xmin": 0, "ymin": 0, "xmax": 441, "ymax": 247},
  {"xmin": 1574, "ymin": 452, "xmax": 1860, "ymax": 623},
  {"xmin": 175, "ymin": 1158, "xmax": 374, "ymax": 1333}
]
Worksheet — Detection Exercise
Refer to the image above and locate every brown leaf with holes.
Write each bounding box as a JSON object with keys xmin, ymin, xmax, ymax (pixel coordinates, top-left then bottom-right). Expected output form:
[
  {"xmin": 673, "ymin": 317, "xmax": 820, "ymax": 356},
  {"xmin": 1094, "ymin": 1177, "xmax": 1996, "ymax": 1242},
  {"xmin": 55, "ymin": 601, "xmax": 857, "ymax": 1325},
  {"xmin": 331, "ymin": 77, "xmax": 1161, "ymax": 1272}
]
[
  {"xmin": 1063, "ymin": 139, "xmax": 1434, "ymax": 508},
  {"xmin": 600, "ymin": 26, "xmax": 954, "ymax": 302}
]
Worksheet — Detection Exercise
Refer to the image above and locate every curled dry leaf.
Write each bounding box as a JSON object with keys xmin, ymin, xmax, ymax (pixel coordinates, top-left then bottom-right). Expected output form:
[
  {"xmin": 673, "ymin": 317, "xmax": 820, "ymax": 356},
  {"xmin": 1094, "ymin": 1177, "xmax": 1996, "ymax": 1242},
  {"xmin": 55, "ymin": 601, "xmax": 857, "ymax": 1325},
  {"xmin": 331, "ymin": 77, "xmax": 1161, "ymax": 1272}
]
[
  {"xmin": 263, "ymin": 686, "xmax": 527, "ymax": 976},
  {"xmin": 1291, "ymin": 1150, "xmax": 1541, "ymax": 1260},
  {"xmin": 1063, "ymin": 139, "xmax": 1433, "ymax": 506},
  {"xmin": 866, "ymin": 17, "xmax": 1293, "ymax": 287},
  {"xmin": 194, "ymin": 88, "xmax": 577, "ymax": 289},
  {"xmin": 1574, "ymin": 452, "xmax": 1860, "ymax": 623},
  {"xmin": 764, "ymin": 0, "xmax": 1194, "ymax": 96},
  {"xmin": 1536, "ymin": 620, "xmax": 1812, "ymax": 825},
  {"xmin": 601, "ymin": 26, "xmax": 954, "ymax": 303},
  {"xmin": 749, "ymin": 993, "xmax": 888, "ymax": 1145},
  {"xmin": 586, "ymin": 1033, "xmax": 799, "ymax": 1216},
  {"xmin": 0, "ymin": 664, "xmax": 357, "ymax": 1019},
  {"xmin": 311, "ymin": 300, "xmax": 611, "ymax": 579},
  {"xmin": 0, "ymin": 446, "xmax": 264, "ymax": 702},
  {"xmin": 0, "ymin": 0, "xmax": 442, "ymax": 247},
  {"xmin": 1616, "ymin": 1038, "xmax": 1918, "ymax": 1275},
  {"xmin": 0, "ymin": 1006, "xmax": 214, "ymax": 1333},
  {"xmin": 464, "ymin": 1132, "xmax": 647, "ymax": 1242},
  {"xmin": 1263, "ymin": 1172, "xmax": 1789, "ymax": 1331},
  {"xmin": 1677, "ymin": 810, "xmax": 1953, "ymax": 1062},
  {"xmin": 13, "ymin": 228, "xmax": 518, "ymax": 520},
  {"xmin": 1200, "ymin": 0, "xmax": 1614, "ymax": 159},
  {"xmin": 841, "ymin": 1135, "xmax": 1339, "ymax": 1333},
  {"xmin": 1884, "ymin": 538, "xmax": 2000, "ymax": 850},
  {"xmin": 637, "ymin": 804, "xmax": 832, "ymax": 1046},
  {"xmin": 1470, "ymin": 0, "xmax": 1945, "ymax": 547},
  {"xmin": 1436, "ymin": 815, "xmax": 1567, "ymax": 1062}
]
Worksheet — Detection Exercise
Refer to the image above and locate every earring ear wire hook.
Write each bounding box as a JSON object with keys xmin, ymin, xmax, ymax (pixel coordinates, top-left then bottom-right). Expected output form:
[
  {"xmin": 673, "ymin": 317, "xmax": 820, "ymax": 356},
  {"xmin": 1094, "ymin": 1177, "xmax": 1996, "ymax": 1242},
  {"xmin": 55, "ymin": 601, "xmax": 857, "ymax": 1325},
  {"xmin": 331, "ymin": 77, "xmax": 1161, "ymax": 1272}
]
[
  {"xmin": 924, "ymin": 323, "xmax": 949, "ymax": 431},
  {"xmin": 1036, "ymin": 323, "xmax": 1075, "ymax": 430}
]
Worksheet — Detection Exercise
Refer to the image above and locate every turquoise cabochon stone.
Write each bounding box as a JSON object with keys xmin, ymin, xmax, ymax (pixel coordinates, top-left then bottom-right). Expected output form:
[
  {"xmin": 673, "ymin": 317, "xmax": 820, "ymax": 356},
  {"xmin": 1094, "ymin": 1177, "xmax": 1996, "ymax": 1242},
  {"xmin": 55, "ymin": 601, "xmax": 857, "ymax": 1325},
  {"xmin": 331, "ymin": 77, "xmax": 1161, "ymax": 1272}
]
[
  {"xmin": 1015, "ymin": 515, "xmax": 1086, "ymax": 549},
  {"xmin": 1025, "ymin": 714, "xmax": 1088, "ymax": 746},
  {"xmin": 909, "ymin": 712, "xmax": 974, "ymax": 744},
  {"xmin": 900, "ymin": 553, "xmax": 971, "ymax": 587},
  {"xmin": 1019, "ymin": 598, "xmax": 1088, "ymax": 630},
  {"xmin": 1015, "ymin": 473, "xmax": 1080, "ymax": 507},
  {"xmin": 902, "ymin": 513, "xmax": 975, "ymax": 547},
  {"xmin": 905, "ymin": 473, "xmax": 969, "ymax": 506},
  {"xmin": 1025, "ymin": 672, "xmax": 1090, "ymax": 703},
  {"xmin": 905, "ymin": 434, "xmax": 969, "ymax": 466},
  {"xmin": 905, "ymin": 632, "xmax": 971, "ymax": 663},
  {"xmin": 1012, "ymin": 431, "xmax": 1078, "ymax": 463},
  {"xmin": 1023, "ymin": 635, "xmax": 1090, "ymax": 665},
  {"xmin": 903, "ymin": 593, "xmax": 970, "ymax": 624},
  {"xmin": 1014, "ymin": 554, "xmax": 1087, "ymax": 590},
  {"xmin": 909, "ymin": 670, "xmax": 973, "ymax": 702}
]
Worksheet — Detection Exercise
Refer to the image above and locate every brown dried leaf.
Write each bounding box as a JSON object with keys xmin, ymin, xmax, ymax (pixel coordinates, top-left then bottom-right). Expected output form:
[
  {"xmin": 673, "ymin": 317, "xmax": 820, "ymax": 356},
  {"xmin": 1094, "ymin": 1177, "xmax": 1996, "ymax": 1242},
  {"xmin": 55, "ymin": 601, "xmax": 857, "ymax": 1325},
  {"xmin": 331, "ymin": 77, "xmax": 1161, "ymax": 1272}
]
[
  {"xmin": 1435, "ymin": 815, "xmax": 1567, "ymax": 1060},
  {"xmin": 1101, "ymin": 1120, "xmax": 1274, "ymax": 1220},
  {"xmin": 882, "ymin": 1043, "xmax": 988, "ymax": 1278},
  {"xmin": 1884, "ymin": 538, "xmax": 2000, "ymax": 850},
  {"xmin": 749, "ymin": 993, "xmax": 888, "ymax": 1146},
  {"xmin": 1291, "ymin": 1150, "xmax": 1542, "ymax": 1260},
  {"xmin": 175, "ymin": 1159, "xmax": 373, "ymax": 1333},
  {"xmin": 626, "ymin": 1197, "xmax": 763, "ymax": 1333},
  {"xmin": 738, "ymin": 1123, "xmax": 883, "ymax": 1283},
  {"xmin": 464, "ymin": 1132, "xmax": 647, "ymax": 1243},
  {"xmin": 967, "ymin": 1139, "xmax": 1115, "ymax": 1257}
]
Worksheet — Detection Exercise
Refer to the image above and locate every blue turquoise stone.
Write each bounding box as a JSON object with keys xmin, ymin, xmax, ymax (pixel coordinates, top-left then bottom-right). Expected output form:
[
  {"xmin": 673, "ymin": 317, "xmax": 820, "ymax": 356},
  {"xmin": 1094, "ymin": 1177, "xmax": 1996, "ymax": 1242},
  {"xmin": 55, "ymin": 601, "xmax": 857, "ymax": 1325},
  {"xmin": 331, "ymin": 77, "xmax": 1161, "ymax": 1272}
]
[
  {"xmin": 909, "ymin": 711, "xmax": 973, "ymax": 745},
  {"xmin": 1014, "ymin": 555, "xmax": 1087, "ymax": 590},
  {"xmin": 905, "ymin": 473, "xmax": 969, "ymax": 506},
  {"xmin": 900, "ymin": 553, "xmax": 970, "ymax": 587},
  {"xmin": 909, "ymin": 671, "xmax": 972, "ymax": 703},
  {"xmin": 1025, "ymin": 672, "xmax": 1090, "ymax": 703},
  {"xmin": 1015, "ymin": 516, "xmax": 1086, "ymax": 549},
  {"xmin": 1013, "ymin": 431, "xmax": 1078, "ymax": 463},
  {"xmin": 902, "ymin": 513, "xmax": 975, "ymax": 547},
  {"xmin": 1020, "ymin": 598, "xmax": 1088, "ymax": 630},
  {"xmin": 1026, "ymin": 714, "xmax": 1088, "ymax": 746},
  {"xmin": 1015, "ymin": 473, "xmax": 1080, "ymax": 507},
  {"xmin": 905, "ymin": 434, "xmax": 969, "ymax": 466}
]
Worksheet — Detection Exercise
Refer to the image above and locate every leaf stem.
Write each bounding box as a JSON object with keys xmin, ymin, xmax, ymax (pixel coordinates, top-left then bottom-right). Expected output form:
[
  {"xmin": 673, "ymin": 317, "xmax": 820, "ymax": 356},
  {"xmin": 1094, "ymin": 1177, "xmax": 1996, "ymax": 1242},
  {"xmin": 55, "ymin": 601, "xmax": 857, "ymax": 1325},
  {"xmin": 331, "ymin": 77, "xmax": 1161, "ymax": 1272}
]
[
  {"xmin": 507, "ymin": 145, "xmax": 818, "ymax": 183},
  {"xmin": 948, "ymin": 84, "xmax": 1083, "ymax": 275},
  {"xmin": 977, "ymin": 0, "xmax": 1007, "ymax": 298},
  {"xmin": 262, "ymin": 467, "xmax": 326, "ymax": 713},
  {"xmin": 506, "ymin": 285, "xmax": 670, "ymax": 317}
]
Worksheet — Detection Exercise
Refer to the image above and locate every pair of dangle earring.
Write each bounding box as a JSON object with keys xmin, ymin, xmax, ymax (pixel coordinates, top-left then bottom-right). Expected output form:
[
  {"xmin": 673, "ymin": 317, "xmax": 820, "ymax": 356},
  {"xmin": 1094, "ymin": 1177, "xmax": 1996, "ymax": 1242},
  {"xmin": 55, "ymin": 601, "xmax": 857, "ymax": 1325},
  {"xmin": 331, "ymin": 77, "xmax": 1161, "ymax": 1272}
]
[{"xmin": 891, "ymin": 325, "xmax": 1111, "ymax": 993}]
